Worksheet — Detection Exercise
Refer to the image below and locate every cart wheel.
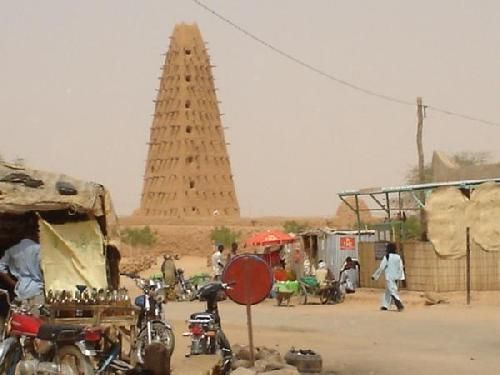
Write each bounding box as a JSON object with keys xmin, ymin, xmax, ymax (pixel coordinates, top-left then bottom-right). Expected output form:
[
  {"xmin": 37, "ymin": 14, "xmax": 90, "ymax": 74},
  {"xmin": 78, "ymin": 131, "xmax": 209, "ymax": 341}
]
[
  {"xmin": 319, "ymin": 289, "xmax": 330, "ymax": 305},
  {"xmin": 299, "ymin": 284, "xmax": 308, "ymax": 305}
]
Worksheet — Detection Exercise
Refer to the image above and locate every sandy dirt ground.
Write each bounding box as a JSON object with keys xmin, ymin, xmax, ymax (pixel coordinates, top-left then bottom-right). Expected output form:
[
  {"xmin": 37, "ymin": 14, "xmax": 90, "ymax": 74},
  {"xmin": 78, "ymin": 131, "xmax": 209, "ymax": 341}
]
[{"xmin": 123, "ymin": 256, "xmax": 500, "ymax": 375}]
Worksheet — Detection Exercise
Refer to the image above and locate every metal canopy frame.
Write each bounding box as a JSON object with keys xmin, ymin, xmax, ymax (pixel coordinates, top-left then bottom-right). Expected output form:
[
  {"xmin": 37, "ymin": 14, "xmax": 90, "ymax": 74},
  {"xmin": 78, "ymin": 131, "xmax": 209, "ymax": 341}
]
[{"xmin": 338, "ymin": 177, "xmax": 500, "ymax": 234}]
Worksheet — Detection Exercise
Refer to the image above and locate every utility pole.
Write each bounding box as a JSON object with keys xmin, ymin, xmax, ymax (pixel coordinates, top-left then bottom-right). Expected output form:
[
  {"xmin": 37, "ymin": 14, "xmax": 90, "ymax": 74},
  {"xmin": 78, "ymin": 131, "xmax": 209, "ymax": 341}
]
[{"xmin": 416, "ymin": 97, "xmax": 427, "ymax": 240}]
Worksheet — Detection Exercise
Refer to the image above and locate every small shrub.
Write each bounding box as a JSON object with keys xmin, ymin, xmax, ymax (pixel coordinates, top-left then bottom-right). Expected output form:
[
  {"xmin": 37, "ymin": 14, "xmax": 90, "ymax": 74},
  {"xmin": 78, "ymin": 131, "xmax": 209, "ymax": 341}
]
[
  {"xmin": 210, "ymin": 226, "xmax": 240, "ymax": 248},
  {"xmin": 283, "ymin": 220, "xmax": 308, "ymax": 234},
  {"xmin": 121, "ymin": 226, "xmax": 157, "ymax": 248}
]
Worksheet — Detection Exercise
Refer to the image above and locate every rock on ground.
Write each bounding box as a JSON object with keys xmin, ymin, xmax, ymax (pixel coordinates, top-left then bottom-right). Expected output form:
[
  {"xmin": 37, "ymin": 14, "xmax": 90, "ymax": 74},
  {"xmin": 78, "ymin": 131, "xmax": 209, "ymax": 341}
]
[{"xmin": 230, "ymin": 368, "xmax": 257, "ymax": 375}]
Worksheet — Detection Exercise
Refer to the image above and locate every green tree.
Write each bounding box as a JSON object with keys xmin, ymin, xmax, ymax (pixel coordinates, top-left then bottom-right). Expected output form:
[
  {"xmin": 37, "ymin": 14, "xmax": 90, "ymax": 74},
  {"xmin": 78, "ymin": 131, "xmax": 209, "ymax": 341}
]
[
  {"xmin": 210, "ymin": 226, "xmax": 240, "ymax": 248},
  {"xmin": 400, "ymin": 216, "xmax": 421, "ymax": 240},
  {"xmin": 283, "ymin": 220, "xmax": 308, "ymax": 234},
  {"xmin": 120, "ymin": 226, "xmax": 157, "ymax": 248}
]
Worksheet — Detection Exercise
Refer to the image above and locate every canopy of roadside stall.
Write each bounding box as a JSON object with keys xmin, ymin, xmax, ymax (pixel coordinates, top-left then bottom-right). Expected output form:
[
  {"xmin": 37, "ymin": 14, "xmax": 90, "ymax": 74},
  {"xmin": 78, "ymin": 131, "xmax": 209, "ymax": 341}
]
[
  {"xmin": 245, "ymin": 229, "xmax": 295, "ymax": 247},
  {"xmin": 243, "ymin": 230, "xmax": 296, "ymax": 269},
  {"xmin": 0, "ymin": 162, "xmax": 120, "ymax": 291}
]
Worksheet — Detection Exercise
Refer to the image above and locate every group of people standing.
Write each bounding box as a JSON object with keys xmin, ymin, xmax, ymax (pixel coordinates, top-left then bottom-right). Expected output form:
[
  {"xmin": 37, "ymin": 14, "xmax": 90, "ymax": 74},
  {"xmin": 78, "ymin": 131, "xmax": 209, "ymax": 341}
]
[
  {"xmin": 312, "ymin": 242, "xmax": 406, "ymax": 311},
  {"xmin": 210, "ymin": 240, "xmax": 405, "ymax": 312}
]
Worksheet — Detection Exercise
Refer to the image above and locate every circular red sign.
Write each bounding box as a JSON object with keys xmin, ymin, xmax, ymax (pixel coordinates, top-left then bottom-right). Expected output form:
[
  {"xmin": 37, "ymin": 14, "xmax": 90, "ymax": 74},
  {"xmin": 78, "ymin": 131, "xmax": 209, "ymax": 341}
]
[{"xmin": 222, "ymin": 254, "xmax": 273, "ymax": 305}]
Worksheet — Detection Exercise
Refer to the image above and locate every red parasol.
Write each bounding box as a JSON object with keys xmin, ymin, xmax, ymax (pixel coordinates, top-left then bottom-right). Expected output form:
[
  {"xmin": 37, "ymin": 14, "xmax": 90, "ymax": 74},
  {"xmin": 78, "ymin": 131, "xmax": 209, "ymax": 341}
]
[{"xmin": 245, "ymin": 229, "xmax": 295, "ymax": 247}]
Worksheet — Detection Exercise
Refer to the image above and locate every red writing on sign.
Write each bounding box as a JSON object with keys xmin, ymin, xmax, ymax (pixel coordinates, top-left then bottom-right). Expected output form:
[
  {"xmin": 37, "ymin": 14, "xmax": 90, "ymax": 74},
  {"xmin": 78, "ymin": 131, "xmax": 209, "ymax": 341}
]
[{"xmin": 340, "ymin": 236, "xmax": 356, "ymax": 250}]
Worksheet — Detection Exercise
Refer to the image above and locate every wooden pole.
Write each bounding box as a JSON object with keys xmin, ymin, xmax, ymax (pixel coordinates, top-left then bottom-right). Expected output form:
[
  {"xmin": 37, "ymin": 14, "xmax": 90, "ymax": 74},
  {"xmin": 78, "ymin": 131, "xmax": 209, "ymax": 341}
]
[
  {"xmin": 246, "ymin": 304, "xmax": 255, "ymax": 365},
  {"xmin": 355, "ymin": 195, "xmax": 361, "ymax": 241},
  {"xmin": 466, "ymin": 227, "xmax": 471, "ymax": 305},
  {"xmin": 416, "ymin": 97, "xmax": 427, "ymax": 240},
  {"xmin": 243, "ymin": 260, "xmax": 255, "ymax": 366}
]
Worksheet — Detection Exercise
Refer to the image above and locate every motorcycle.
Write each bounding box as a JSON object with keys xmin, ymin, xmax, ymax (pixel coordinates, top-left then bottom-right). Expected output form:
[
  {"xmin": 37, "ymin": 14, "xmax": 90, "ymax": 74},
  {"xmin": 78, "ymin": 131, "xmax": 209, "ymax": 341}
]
[
  {"xmin": 0, "ymin": 289, "xmax": 100, "ymax": 375},
  {"xmin": 318, "ymin": 279, "xmax": 344, "ymax": 305},
  {"xmin": 175, "ymin": 268, "xmax": 194, "ymax": 301},
  {"xmin": 123, "ymin": 274, "xmax": 175, "ymax": 364},
  {"xmin": 319, "ymin": 258, "xmax": 360, "ymax": 305},
  {"xmin": 183, "ymin": 282, "xmax": 232, "ymax": 375}
]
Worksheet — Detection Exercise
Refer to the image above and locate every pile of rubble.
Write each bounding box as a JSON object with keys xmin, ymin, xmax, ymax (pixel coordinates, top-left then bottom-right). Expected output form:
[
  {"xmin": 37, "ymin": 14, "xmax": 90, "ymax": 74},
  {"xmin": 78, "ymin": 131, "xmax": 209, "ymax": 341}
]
[
  {"xmin": 120, "ymin": 254, "xmax": 157, "ymax": 274},
  {"xmin": 230, "ymin": 345, "xmax": 300, "ymax": 375}
]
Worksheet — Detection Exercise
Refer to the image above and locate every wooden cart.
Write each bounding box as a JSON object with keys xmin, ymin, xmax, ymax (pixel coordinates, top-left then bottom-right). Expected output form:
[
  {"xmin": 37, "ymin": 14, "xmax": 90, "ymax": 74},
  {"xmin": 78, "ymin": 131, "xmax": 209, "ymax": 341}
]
[{"xmin": 47, "ymin": 303, "xmax": 139, "ymax": 361}]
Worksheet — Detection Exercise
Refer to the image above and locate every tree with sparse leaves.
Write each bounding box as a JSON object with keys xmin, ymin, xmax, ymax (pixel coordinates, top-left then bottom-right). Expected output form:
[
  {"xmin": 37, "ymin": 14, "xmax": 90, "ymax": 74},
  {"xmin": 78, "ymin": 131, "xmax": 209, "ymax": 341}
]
[
  {"xmin": 405, "ymin": 151, "xmax": 491, "ymax": 184},
  {"xmin": 283, "ymin": 220, "xmax": 309, "ymax": 234}
]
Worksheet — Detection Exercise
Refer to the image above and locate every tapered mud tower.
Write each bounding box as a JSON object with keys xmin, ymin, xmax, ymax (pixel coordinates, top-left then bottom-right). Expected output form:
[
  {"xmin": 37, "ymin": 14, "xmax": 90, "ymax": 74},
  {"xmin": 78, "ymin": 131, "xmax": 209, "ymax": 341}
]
[{"xmin": 139, "ymin": 23, "xmax": 240, "ymax": 217}]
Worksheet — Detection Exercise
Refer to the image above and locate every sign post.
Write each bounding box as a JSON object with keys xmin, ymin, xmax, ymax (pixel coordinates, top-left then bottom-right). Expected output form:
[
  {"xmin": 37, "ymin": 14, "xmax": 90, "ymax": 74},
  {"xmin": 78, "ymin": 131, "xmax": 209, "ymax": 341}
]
[
  {"xmin": 246, "ymin": 304, "xmax": 255, "ymax": 364},
  {"xmin": 223, "ymin": 255, "xmax": 273, "ymax": 366}
]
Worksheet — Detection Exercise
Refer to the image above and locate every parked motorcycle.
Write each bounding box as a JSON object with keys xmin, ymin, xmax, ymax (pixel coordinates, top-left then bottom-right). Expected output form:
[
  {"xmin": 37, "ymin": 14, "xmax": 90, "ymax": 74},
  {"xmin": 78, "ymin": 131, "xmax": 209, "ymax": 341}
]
[
  {"xmin": 318, "ymin": 280, "xmax": 344, "ymax": 305},
  {"xmin": 123, "ymin": 273, "xmax": 175, "ymax": 364},
  {"xmin": 184, "ymin": 281, "xmax": 232, "ymax": 375},
  {"xmin": 175, "ymin": 268, "xmax": 194, "ymax": 301},
  {"xmin": 0, "ymin": 289, "xmax": 100, "ymax": 375}
]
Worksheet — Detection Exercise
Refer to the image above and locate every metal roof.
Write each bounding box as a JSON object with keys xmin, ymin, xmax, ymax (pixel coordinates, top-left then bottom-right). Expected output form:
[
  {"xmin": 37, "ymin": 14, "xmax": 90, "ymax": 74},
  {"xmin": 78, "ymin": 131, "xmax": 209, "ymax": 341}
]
[
  {"xmin": 299, "ymin": 228, "xmax": 376, "ymax": 236},
  {"xmin": 338, "ymin": 177, "xmax": 500, "ymax": 197}
]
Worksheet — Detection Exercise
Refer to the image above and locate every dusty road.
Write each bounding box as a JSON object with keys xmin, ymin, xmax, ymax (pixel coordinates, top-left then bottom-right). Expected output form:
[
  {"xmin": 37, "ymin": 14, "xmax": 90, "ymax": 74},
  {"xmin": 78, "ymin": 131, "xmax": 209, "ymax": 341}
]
[
  {"xmin": 164, "ymin": 291, "xmax": 500, "ymax": 375},
  {"xmin": 124, "ymin": 256, "xmax": 500, "ymax": 374}
]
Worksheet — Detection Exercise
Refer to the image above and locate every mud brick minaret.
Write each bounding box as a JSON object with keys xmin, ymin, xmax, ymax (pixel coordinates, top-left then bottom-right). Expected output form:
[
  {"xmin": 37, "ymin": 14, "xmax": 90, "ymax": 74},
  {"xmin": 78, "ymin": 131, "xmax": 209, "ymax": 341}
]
[{"xmin": 139, "ymin": 23, "xmax": 240, "ymax": 217}]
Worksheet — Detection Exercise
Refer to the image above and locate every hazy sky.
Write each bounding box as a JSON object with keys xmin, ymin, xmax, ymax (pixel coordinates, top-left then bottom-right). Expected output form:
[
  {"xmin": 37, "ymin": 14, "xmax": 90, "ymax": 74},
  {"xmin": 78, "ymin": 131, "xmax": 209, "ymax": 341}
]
[{"xmin": 1, "ymin": 1, "xmax": 499, "ymax": 217}]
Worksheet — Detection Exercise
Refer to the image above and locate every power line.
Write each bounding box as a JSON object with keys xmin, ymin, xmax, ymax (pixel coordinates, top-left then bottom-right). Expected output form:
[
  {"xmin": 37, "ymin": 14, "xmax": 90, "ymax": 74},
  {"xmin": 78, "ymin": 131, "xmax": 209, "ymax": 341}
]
[
  {"xmin": 425, "ymin": 104, "xmax": 500, "ymax": 127},
  {"xmin": 192, "ymin": 0, "xmax": 413, "ymax": 107},
  {"xmin": 192, "ymin": 0, "xmax": 500, "ymax": 127}
]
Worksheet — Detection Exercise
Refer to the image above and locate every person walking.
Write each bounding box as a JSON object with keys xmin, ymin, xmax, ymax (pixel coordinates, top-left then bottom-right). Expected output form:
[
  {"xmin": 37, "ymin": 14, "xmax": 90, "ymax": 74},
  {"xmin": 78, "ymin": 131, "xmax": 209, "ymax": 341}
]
[
  {"xmin": 371, "ymin": 242, "xmax": 405, "ymax": 311},
  {"xmin": 211, "ymin": 244, "xmax": 225, "ymax": 281}
]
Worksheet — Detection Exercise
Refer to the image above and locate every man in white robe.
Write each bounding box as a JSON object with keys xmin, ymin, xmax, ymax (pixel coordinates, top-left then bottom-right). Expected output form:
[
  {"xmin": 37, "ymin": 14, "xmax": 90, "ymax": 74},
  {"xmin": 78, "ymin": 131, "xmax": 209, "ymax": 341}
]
[{"xmin": 372, "ymin": 242, "xmax": 405, "ymax": 311}]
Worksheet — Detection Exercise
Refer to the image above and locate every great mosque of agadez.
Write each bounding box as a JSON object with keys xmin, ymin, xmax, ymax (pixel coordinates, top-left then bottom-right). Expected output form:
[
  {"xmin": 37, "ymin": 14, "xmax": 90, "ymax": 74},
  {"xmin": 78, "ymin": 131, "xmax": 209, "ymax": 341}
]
[{"xmin": 139, "ymin": 23, "xmax": 240, "ymax": 218}]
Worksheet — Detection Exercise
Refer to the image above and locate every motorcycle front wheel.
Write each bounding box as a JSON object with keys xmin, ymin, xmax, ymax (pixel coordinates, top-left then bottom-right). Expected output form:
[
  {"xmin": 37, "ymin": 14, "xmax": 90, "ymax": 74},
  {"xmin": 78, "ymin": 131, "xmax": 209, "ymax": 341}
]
[
  {"xmin": 56, "ymin": 345, "xmax": 94, "ymax": 375},
  {"xmin": 319, "ymin": 288, "xmax": 330, "ymax": 305},
  {"xmin": 216, "ymin": 330, "xmax": 232, "ymax": 375},
  {"xmin": 136, "ymin": 322, "xmax": 175, "ymax": 364},
  {"xmin": 0, "ymin": 340, "xmax": 21, "ymax": 375}
]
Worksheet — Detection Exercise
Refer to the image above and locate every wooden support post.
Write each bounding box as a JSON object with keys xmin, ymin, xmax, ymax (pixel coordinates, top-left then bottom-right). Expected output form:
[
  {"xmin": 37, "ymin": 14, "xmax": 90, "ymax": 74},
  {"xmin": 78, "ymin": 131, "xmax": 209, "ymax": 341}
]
[
  {"xmin": 354, "ymin": 195, "xmax": 361, "ymax": 241},
  {"xmin": 246, "ymin": 304, "xmax": 255, "ymax": 366},
  {"xmin": 466, "ymin": 227, "xmax": 471, "ymax": 305}
]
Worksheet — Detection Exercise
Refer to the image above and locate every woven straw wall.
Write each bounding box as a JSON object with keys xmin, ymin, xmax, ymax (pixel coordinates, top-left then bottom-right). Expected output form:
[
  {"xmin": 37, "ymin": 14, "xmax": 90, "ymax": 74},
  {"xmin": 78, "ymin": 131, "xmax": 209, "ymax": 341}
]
[
  {"xmin": 358, "ymin": 242, "xmax": 385, "ymax": 289},
  {"xmin": 359, "ymin": 241, "xmax": 500, "ymax": 291}
]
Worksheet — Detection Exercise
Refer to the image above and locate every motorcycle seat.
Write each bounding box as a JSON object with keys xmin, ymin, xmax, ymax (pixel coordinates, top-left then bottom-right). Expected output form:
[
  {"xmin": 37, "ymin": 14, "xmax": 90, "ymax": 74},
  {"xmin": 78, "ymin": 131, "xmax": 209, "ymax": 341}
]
[
  {"xmin": 37, "ymin": 323, "xmax": 84, "ymax": 342},
  {"xmin": 189, "ymin": 312, "xmax": 213, "ymax": 320}
]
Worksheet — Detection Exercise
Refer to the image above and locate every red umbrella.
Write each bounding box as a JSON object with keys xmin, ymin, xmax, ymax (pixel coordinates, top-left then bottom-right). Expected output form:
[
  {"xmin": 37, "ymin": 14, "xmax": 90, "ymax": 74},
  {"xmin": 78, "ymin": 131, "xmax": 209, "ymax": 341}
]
[{"xmin": 245, "ymin": 229, "xmax": 295, "ymax": 247}]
